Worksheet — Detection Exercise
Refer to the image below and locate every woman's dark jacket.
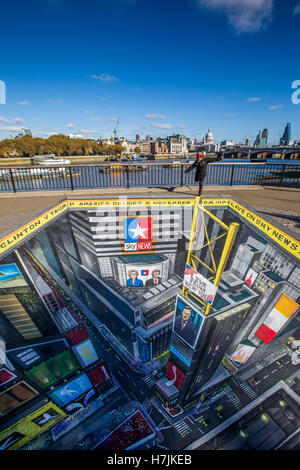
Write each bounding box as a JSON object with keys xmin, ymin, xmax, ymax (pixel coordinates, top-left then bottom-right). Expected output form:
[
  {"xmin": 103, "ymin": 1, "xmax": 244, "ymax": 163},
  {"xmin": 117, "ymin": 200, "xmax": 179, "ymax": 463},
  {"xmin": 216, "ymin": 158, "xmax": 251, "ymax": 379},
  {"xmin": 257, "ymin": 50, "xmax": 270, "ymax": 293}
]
[{"xmin": 185, "ymin": 155, "xmax": 223, "ymax": 181}]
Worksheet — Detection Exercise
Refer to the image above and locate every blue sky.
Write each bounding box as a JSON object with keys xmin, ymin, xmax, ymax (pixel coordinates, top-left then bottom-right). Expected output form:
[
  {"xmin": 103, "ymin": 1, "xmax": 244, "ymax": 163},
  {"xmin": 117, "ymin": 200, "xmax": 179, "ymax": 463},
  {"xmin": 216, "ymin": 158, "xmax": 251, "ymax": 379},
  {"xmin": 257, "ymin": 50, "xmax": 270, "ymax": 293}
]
[{"xmin": 0, "ymin": 0, "xmax": 299, "ymax": 144}]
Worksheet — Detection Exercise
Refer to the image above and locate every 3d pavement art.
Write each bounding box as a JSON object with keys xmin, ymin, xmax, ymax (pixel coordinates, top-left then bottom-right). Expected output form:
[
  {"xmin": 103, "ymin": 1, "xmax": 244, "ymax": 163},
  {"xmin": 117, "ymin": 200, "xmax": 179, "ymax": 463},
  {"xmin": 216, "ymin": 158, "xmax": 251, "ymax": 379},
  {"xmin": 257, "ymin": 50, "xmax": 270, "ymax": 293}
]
[{"xmin": 0, "ymin": 196, "xmax": 299, "ymax": 451}]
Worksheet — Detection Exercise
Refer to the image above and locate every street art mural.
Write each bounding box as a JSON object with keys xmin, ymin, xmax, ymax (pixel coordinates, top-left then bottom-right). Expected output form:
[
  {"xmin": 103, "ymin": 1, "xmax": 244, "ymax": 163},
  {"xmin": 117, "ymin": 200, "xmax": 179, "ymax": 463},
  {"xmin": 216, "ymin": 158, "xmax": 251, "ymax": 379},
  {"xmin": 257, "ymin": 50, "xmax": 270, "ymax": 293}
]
[{"xmin": 0, "ymin": 196, "xmax": 299, "ymax": 450}]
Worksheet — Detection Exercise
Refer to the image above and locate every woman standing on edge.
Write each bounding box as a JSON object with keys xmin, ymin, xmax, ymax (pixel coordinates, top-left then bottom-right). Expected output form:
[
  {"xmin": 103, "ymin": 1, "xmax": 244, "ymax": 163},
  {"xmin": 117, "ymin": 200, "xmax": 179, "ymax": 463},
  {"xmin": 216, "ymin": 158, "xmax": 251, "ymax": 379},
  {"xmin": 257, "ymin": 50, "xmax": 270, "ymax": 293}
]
[{"xmin": 185, "ymin": 152, "xmax": 224, "ymax": 196}]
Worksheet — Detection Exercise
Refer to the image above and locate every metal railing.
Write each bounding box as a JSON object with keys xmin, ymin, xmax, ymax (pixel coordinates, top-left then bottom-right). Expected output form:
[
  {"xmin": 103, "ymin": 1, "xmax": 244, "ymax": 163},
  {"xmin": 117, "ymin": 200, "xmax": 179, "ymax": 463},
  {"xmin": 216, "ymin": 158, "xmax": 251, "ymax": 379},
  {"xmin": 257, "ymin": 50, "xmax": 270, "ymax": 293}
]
[{"xmin": 0, "ymin": 161, "xmax": 299, "ymax": 192}]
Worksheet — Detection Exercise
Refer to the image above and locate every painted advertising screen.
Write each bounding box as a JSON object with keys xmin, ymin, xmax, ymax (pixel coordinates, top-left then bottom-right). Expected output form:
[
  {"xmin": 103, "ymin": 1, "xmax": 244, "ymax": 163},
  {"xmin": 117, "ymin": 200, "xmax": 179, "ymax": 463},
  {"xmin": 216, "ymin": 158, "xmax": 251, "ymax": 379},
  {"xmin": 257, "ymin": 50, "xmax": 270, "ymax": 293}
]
[
  {"xmin": 87, "ymin": 363, "xmax": 111, "ymax": 388},
  {"xmin": 123, "ymin": 217, "xmax": 153, "ymax": 252},
  {"xmin": 49, "ymin": 373, "xmax": 93, "ymax": 407},
  {"xmin": 230, "ymin": 343, "xmax": 256, "ymax": 364},
  {"xmin": 0, "ymin": 381, "xmax": 38, "ymax": 418},
  {"xmin": 64, "ymin": 388, "xmax": 97, "ymax": 414},
  {"xmin": 25, "ymin": 349, "xmax": 80, "ymax": 389},
  {"xmin": 0, "ymin": 368, "xmax": 17, "ymax": 386},
  {"xmin": 73, "ymin": 339, "xmax": 98, "ymax": 367},
  {"xmin": 166, "ymin": 361, "xmax": 186, "ymax": 389},
  {"xmin": 7, "ymin": 339, "xmax": 68, "ymax": 370},
  {"xmin": 255, "ymin": 294, "xmax": 299, "ymax": 344},
  {"xmin": 0, "ymin": 263, "xmax": 27, "ymax": 289},
  {"xmin": 244, "ymin": 268, "xmax": 259, "ymax": 287},
  {"xmin": 125, "ymin": 264, "xmax": 163, "ymax": 288},
  {"xmin": 183, "ymin": 264, "xmax": 217, "ymax": 304},
  {"xmin": 0, "ymin": 401, "xmax": 66, "ymax": 450},
  {"xmin": 65, "ymin": 325, "xmax": 89, "ymax": 346},
  {"xmin": 95, "ymin": 410, "xmax": 155, "ymax": 450},
  {"xmin": 172, "ymin": 296, "xmax": 204, "ymax": 349}
]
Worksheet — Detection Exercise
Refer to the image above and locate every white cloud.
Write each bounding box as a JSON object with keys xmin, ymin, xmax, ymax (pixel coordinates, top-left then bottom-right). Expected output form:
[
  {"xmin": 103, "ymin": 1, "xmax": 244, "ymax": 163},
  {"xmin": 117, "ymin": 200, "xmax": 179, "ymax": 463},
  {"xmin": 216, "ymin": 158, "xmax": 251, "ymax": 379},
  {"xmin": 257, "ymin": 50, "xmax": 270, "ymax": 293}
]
[
  {"xmin": 33, "ymin": 130, "xmax": 59, "ymax": 137},
  {"xmin": 196, "ymin": 0, "xmax": 274, "ymax": 33},
  {"xmin": 151, "ymin": 123, "xmax": 173, "ymax": 129},
  {"xmin": 176, "ymin": 125, "xmax": 188, "ymax": 129},
  {"xmin": 84, "ymin": 110, "xmax": 95, "ymax": 114},
  {"xmin": 14, "ymin": 118, "xmax": 24, "ymax": 124},
  {"xmin": 0, "ymin": 125, "xmax": 24, "ymax": 132},
  {"xmin": 269, "ymin": 104, "xmax": 283, "ymax": 110},
  {"xmin": 65, "ymin": 123, "xmax": 75, "ymax": 128},
  {"xmin": 293, "ymin": 3, "xmax": 300, "ymax": 14},
  {"xmin": 18, "ymin": 101, "xmax": 30, "ymax": 105},
  {"xmin": 91, "ymin": 73, "xmax": 119, "ymax": 83},
  {"xmin": 90, "ymin": 117, "xmax": 119, "ymax": 122},
  {"xmin": 0, "ymin": 116, "xmax": 10, "ymax": 123},
  {"xmin": 81, "ymin": 129, "xmax": 101, "ymax": 135},
  {"xmin": 145, "ymin": 113, "xmax": 166, "ymax": 119},
  {"xmin": 48, "ymin": 98, "xmax": 64, "ymax": 104},
  {"xmin": 247, "ymin": 97, "xmax": 261, "ymax": 102}
]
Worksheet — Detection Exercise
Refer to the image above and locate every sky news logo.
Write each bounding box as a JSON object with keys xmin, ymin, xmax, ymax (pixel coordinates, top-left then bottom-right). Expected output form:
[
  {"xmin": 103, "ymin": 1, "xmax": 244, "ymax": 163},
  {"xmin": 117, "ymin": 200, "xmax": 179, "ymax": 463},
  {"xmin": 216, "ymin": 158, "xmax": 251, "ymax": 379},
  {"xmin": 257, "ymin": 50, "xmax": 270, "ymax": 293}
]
[
  {"xmin": 0, "ymin": 80, "xmax": 6, "ymax": 104},
  {"xmin": 292, "ymin": 80, "xmax": 300, "ymax": 105},
  {"xmin": 0, "ymin": 339, "xmax": 6, "ymax": 364}
]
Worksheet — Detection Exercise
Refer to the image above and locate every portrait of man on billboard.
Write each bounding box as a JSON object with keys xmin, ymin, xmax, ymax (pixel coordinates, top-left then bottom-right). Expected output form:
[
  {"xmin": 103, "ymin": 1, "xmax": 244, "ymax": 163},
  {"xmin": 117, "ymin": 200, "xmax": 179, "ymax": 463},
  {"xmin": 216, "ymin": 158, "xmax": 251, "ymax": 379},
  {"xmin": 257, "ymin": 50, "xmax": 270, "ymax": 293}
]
[
  {"xmin": 145, "ymin": 269, "xmax": 162, "ymax": 287},
  {"xmin": 126, "ymin": 269, "xmax": 144, "ymax": 287},
  {"xmin": 173, "ymin": 299, "xmax": 203, "ymax": 348}
]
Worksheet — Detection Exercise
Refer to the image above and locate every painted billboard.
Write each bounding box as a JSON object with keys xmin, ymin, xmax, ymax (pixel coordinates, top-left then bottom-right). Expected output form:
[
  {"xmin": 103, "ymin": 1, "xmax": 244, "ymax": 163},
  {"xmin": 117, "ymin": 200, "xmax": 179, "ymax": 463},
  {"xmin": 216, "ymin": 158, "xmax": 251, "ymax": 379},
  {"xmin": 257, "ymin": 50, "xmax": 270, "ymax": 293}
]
[
  {"xmin": 7, "ymin": 339, "xmax": 68, "ymax": 370},
  {"xmin": 244, "ymin": 268, "xmax": 259, "ymax": 287},
  {"xmin": 87, "ymin": 363, "xmax": 111, "ymax": 388},
  {"xmin": 25, "ymin": 349, "xmax": 80, "ymax": 389},
  {"xmin": 95, "ymin": 410, "xmax": 155, "ymax": 450},
  {"xmin": 173, "ymin": 296, "xmax": 204, "ymax": 349},
  {"xmin": 183, "ymin": 264, "xmax": 217, "ymax": 304},
  {"xmin": 65, "ymin": 388, "xmax": 97, "ymax": 413},
  {"xmin": 0, "ymin": 264, "xmax": 27, "ymax": 289},
  {"xmin": 65, "ymin": 325, "xmax": 89, "ymax": 346},
  {"xmin": 255, "ymin": 294, "xmax": 299, "ymax": 344},
  {"xmin": 126, "ymin": 265, "xmax": 163, "ymax": 287},
  {"xmin": 123, "ymin": 217, "xmax": 153, "ymax": 252},
  {"xmin": 0, "ymin": 368, "xmax": 17, "ymax": 386},
  {"xmin": 230, "ymin": 343, "xmax": 256, "ymax": 364},
  {"xmin": 73, "ymin": 339, "xmax": 98, "ymax": 367},
  {"xmin": 0, "ymin": 401, "xmax": 66, "ymax": 450},
  {"xmin": 166, "ymin": 361, "xmax": 186, "ymax": 389},
  {"xmin": 0, "ymin": 381, "xmax": 38, "ymax": 418},
  {"xmin": 49, "ymin": 373, "xmax": 93, "ymax": 407}
]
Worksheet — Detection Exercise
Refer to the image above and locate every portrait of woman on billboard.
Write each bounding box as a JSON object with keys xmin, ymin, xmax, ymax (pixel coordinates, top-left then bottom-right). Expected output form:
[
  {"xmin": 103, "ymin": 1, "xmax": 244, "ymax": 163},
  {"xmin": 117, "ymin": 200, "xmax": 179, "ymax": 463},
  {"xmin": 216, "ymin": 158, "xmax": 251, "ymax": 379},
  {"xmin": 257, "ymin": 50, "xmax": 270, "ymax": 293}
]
[
  {"xmin": 126, "ymin": 269, "xmax": 144, "ymax": 287},
  {"xmin": 173, "ymin": 298, "xmax": 203, "ymax": 348}
]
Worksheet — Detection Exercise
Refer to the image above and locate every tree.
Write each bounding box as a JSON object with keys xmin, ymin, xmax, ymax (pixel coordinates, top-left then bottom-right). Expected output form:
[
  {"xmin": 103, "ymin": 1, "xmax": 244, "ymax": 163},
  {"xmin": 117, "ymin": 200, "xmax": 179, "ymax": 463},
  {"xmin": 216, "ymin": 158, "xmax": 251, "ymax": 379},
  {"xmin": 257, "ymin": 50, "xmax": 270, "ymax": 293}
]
[{"xmin": 114, "ymin": 144, "xmax": 124, "ymax": 156}]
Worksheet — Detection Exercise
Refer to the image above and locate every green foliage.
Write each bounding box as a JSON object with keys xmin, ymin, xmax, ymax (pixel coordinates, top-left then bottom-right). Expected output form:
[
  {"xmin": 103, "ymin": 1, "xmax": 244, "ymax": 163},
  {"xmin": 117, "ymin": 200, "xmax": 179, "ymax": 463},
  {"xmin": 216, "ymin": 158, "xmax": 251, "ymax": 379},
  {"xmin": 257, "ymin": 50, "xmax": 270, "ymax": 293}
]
[{"xmin": 0, "ymin": 135, "xmax": 124, "ymax": 158}]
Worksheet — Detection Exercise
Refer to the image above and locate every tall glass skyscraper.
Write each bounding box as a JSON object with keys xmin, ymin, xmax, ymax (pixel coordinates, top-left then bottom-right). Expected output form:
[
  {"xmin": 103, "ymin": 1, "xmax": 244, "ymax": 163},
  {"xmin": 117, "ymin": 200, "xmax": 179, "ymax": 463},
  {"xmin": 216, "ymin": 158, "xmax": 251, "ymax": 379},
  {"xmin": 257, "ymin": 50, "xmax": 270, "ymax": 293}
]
[
  {"xmin": 280, "ymin": 122, "xmax": 292, "ymax": 146},
  {"xmin": 254, "ymin": 129, "xmax": 268, "ymax": 148}
]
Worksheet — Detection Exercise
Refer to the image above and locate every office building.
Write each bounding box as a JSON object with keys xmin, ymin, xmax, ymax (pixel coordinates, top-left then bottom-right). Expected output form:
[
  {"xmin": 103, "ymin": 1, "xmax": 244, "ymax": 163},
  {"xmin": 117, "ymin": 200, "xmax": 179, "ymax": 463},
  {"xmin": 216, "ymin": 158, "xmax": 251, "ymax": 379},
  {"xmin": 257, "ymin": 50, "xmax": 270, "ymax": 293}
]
[
  {"xmin": 280, "ymin": 123, "xmax": 292, "ymax": 146},
  {"xmin": 168, "ymin": 134, "xmax": 188, "ymax": 155},
  {"xmin": 160, "ymin": 271, "xmax": 258, "ymax": 406},
  {"xmin": 20, "ymin": 204, "xmax": 193, "ymax": 363},
  {"xmin": 254, "ymin": 129, "xmax": 268, "ymax": 148}
]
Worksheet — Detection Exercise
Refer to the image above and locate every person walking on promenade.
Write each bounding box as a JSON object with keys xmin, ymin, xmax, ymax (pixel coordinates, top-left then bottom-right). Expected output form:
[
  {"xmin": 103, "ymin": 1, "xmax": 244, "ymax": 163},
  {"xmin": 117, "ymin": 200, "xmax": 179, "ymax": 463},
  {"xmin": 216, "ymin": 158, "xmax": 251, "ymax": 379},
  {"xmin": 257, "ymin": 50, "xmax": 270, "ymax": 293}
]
[{"xmin": 185, "ymin": 152, "xmax": 224, "ymax": 196}]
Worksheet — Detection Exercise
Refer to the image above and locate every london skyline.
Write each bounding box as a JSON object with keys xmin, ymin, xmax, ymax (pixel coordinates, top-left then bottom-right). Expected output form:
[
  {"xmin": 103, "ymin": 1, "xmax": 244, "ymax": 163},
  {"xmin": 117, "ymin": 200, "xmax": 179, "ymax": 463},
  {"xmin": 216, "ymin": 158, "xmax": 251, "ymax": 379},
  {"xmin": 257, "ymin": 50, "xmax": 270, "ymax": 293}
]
[{"xmin": 0, "ymin": 0, "xmax": 299, "ymax": 144}]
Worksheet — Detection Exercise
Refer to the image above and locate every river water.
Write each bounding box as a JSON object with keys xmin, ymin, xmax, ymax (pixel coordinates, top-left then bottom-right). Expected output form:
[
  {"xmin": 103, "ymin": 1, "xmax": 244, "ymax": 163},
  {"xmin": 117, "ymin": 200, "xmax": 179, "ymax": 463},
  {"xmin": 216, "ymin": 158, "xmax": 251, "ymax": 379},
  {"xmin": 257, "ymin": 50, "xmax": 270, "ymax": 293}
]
[{"xmin": 0, "ymin": 159, "xmax": 299, "ymax": 192}]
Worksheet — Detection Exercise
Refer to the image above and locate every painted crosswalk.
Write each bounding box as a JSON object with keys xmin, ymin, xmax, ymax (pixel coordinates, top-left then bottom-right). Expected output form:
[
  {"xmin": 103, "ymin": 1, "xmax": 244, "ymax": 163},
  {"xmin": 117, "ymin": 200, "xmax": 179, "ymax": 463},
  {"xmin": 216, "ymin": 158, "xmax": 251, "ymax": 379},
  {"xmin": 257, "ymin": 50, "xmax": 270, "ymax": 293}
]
[
  {"xmin": 174, "ymin": 420, "xmax": 193, "ymax": 438},
  {"xmin": 142, "ymin": 375, "xmax": 157, "ymax": 388},
  {"xmin": 240, "ymin": 382, "xmax": 258, "ymax": 400},
  {"xmin": 226, "ymin": 391, "xmax": 242, "ymax": 410}
]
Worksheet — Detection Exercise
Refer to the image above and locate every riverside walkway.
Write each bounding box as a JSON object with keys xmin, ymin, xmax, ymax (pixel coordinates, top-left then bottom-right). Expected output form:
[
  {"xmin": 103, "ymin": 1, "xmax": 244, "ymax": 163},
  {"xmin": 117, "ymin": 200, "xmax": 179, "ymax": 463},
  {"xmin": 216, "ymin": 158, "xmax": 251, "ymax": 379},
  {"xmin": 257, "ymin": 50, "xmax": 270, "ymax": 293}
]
[{"xmin": 0, "ymin": 185, "xmax": 299, "ymax": 236}]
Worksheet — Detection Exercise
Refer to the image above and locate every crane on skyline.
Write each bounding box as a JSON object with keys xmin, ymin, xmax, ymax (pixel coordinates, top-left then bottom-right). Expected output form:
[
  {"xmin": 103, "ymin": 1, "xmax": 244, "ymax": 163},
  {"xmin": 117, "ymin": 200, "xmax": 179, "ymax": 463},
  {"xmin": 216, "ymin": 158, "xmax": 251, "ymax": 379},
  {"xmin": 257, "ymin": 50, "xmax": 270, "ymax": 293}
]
[{"xmin": 113, "ymin": 118, "xmax": 120, "ymax": 139}]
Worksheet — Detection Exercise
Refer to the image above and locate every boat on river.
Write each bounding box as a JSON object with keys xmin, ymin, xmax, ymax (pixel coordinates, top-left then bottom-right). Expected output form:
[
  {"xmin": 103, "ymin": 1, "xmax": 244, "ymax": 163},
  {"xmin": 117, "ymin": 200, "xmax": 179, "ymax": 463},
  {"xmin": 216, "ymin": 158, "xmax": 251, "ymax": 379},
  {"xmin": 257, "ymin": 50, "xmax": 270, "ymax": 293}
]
[{"xmin": 32, "ymin": 154, "xmax": 71, "ymax": 165}]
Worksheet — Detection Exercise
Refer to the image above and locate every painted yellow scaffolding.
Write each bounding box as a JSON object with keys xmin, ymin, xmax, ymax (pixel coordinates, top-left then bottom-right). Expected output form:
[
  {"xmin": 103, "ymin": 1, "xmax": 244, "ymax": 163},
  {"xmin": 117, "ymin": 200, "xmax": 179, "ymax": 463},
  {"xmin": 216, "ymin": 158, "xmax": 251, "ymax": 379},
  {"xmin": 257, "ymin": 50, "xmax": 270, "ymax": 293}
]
[{"xmin": 182, "ymin": 196, "xmax": 240, "ymax": 316}]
